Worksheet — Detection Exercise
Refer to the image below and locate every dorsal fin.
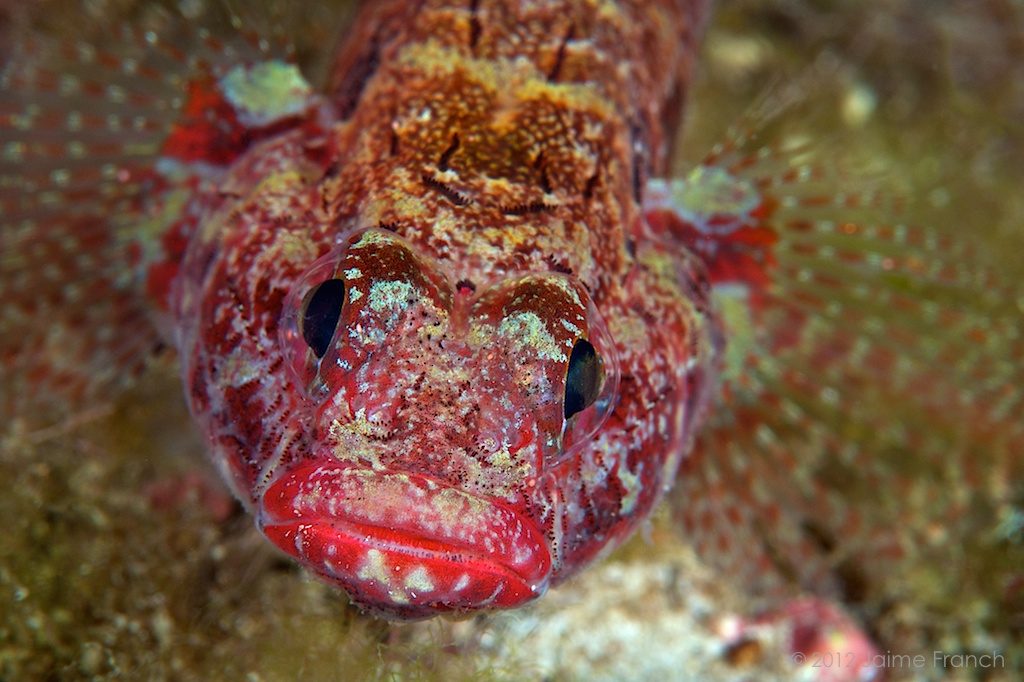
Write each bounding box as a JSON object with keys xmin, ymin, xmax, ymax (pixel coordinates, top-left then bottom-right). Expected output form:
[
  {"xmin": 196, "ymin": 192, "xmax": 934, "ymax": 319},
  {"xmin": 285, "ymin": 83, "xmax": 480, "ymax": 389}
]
[{"xmin": 0, "ymin": 12, "xmax": 315, "ymax": 429}]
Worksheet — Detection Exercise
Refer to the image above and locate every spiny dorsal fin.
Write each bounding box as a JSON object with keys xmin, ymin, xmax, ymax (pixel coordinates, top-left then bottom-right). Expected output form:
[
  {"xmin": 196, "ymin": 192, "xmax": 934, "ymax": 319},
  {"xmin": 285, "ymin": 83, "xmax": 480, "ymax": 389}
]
[{"xmin": 0, "ymin": 11, "xmax": 310, "ymax": 429}]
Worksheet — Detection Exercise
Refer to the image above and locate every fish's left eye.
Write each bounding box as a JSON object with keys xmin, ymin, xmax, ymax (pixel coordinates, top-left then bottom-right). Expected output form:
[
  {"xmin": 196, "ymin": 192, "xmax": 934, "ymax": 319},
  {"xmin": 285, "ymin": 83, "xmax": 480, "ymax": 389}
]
[
  {"xmin": 564, "ymin": 339, "xmax": 603, "ymax": 419},
  {"xmin": 300, "ymin": 278, "xmax": 346, "ymax": 358}
]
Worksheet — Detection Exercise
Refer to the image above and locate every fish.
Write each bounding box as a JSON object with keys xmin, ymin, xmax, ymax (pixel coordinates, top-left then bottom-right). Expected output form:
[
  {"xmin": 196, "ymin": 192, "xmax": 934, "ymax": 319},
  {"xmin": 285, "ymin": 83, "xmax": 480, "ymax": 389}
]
[{"xmin": 1, "ymin": 0, "xmax": 1020, "ymax": 631}]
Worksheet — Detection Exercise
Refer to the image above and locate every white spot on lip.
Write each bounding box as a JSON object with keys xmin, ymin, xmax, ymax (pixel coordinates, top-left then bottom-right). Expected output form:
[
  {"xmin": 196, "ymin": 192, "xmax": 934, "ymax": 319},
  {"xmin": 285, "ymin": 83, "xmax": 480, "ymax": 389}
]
[
  {"xmin": 357, "ymin": 549, "xmax": 391, "ymax": 584},
  {"xmin": 510, "ymin": 543, "xmax": 535, "ymax": 566},
  {"xmin": 404, "ymin": 566, "xmax": 435, "ymax": 593},
  {"xmin": 477, "ymin": 583, "xmax": 505, "ymax": 607}
]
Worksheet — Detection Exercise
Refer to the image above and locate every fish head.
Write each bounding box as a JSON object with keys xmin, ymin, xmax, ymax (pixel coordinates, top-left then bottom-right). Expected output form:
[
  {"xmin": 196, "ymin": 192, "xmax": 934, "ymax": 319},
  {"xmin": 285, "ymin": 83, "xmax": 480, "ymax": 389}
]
[{"xmin": 263, "ymin": 228, "xmax": 620, "ymax": 618}]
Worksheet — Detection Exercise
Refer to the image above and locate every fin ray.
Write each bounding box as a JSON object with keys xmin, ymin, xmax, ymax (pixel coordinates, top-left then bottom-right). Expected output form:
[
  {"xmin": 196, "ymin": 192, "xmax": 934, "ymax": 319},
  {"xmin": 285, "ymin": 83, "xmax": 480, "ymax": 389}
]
[
  {"xmin": 0, "ymin": 11, "xmax": 303, "ymax": 425},
  {"xmin": 648, "ymin": 72, "xmax": 1023, "ymax": 613}
]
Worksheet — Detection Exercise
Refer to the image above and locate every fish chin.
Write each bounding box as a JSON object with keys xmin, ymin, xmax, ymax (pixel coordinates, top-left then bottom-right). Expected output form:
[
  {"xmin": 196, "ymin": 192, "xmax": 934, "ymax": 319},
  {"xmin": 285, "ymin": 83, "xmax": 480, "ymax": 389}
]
[{"xmin": 257, "ymin": 462, "xmax": 551, "ymax": 619}]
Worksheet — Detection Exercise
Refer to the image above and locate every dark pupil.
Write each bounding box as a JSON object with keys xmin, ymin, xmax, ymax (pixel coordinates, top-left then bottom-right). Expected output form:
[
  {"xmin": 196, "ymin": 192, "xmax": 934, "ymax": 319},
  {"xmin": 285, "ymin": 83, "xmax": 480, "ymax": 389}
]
[
  {"xmin": 301, "ymin": 278, "xmax": 346, "ymax": 358},
  {"xmin": 564, "ymin": 339, "xmax": 602, "ymax": 419}
]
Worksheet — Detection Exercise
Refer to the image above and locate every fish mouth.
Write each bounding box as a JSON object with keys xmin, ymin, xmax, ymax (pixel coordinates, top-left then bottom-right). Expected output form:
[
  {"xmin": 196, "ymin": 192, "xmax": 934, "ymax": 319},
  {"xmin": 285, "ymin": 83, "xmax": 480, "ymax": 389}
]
[{"xmin": 258, "ymin": 463, "xmax": 552, "ymax": 619}]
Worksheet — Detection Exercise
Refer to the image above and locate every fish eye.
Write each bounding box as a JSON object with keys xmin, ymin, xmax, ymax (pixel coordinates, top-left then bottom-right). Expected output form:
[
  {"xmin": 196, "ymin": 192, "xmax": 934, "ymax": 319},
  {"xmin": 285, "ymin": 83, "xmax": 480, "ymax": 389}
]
[
  {"xmin": 300, "ymin": 278, "xmax": 346, "ymax": 358},
  {"xmin": 564, "ymin": 339, "xmax": 603, "ymax": 420}
]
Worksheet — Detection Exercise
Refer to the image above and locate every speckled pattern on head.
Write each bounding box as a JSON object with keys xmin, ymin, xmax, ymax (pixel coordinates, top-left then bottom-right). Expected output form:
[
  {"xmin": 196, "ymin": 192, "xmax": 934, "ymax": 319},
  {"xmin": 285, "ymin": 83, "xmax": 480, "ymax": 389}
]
[{"xmin": 175, "ymin": 0, "xmax": 717, "ymax": 618}]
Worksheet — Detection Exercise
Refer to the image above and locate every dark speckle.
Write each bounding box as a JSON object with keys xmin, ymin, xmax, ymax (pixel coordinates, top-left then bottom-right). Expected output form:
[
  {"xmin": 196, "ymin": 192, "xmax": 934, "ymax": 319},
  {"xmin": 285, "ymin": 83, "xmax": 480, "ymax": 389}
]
[
  {"xmin": 547, "ymin": 23, "xmax": 576, "ymax": 82},
  {"xmin": 422, "ymin": 174, "xmax": 472, "ymax": 206},
  {"xmin": 625, "ymin": 238, "xmax": 637, "ymax": 258},
  {"xmin": 583, "ymin": 167, "xmax": 600, "ymax": 200},
  {"xmin": 501, "ymin": 201, "xmax": 555, "ymax": 216},
  {"xmin": 468, "ymin": 0, "xmax": 482, "ymax": 52},
  {"xmin": 438, "ymin": 133, "xmax": 461, "ymax": 172}
]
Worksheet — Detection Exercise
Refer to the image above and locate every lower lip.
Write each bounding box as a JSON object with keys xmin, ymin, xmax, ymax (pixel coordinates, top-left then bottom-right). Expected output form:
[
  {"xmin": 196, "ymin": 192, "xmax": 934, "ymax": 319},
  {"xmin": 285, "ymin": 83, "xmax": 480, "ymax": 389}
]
[{"xmin": 258, "ymin": 463, "xmax": 552, "ymax": 618}]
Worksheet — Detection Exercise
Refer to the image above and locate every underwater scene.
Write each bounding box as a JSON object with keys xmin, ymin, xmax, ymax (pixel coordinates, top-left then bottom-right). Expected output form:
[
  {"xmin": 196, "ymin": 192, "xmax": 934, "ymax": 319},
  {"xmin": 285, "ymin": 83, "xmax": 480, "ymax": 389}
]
[{"xmin": 1, "ymin": 1, "xmax": 1022, "ymax": 680}]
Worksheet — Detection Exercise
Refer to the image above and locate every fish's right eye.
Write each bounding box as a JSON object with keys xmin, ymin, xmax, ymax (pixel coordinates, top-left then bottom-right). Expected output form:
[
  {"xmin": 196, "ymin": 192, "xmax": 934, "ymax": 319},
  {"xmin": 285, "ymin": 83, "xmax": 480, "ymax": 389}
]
[{"xmin": 300, "ymin": 278, "xmax": 346, "ymax": 358}]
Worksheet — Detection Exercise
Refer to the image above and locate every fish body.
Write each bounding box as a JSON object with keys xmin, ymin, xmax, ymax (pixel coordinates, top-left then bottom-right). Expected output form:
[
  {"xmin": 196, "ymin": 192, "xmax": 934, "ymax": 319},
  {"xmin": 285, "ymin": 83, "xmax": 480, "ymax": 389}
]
[{"xmin": 140, "ymin": 0, "xmax": 714, "ymax": 619}]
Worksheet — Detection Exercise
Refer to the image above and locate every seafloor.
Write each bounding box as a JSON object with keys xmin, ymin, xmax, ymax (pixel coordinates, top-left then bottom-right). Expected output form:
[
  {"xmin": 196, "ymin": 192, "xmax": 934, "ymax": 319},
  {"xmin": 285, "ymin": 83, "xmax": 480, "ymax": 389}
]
[{"xmin": 1, "ymin": 1, "xmax": 1022, "ymax": 681}]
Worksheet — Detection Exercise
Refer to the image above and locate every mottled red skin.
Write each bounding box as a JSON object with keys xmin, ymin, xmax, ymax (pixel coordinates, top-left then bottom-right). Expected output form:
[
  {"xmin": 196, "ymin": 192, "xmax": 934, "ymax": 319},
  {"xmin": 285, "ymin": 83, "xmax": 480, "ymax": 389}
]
[{"xmin": 170, "ymin": 0, "xmax": 718, "ymax": 619}]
